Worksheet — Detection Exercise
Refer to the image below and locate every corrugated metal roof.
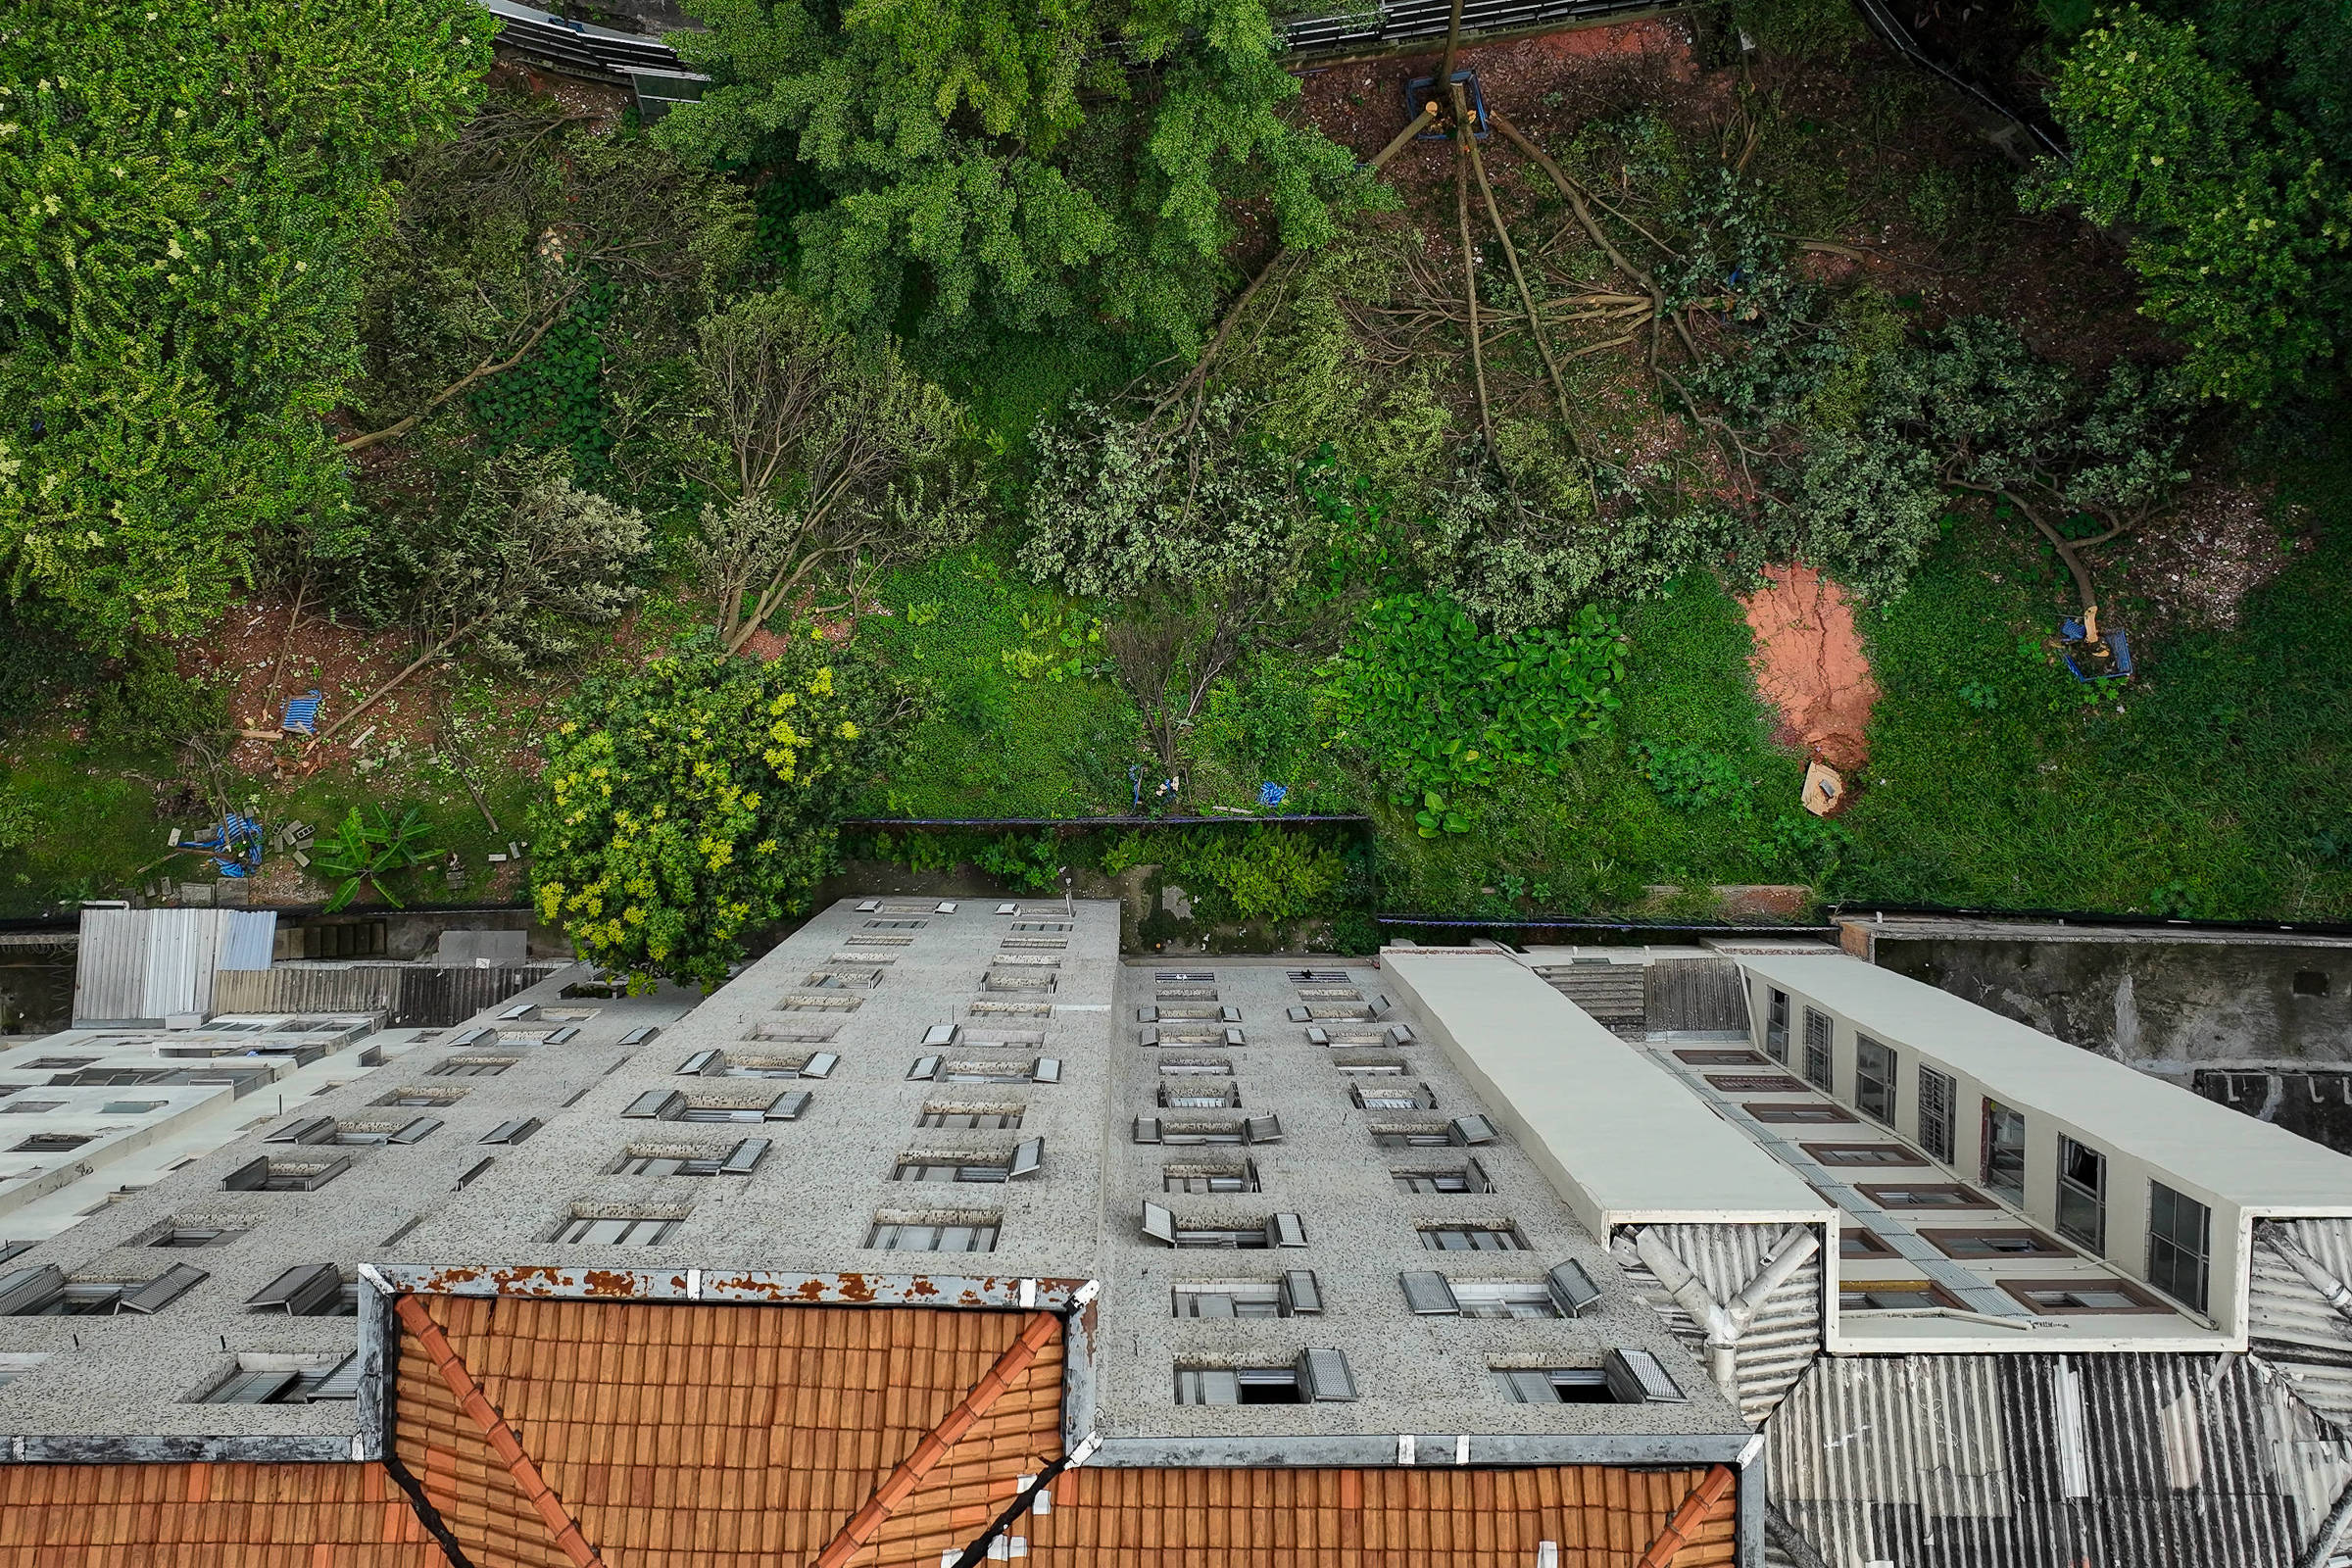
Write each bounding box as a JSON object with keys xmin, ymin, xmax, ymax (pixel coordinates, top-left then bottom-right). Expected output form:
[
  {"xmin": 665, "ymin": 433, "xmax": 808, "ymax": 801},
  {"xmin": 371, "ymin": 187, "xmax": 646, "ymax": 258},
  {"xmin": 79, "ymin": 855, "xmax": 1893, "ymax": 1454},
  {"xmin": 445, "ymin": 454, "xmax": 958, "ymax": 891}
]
[
  {"xmin": 2251, "ymin": 1218, "xmax": 2352, "ymax": 1437},
  {"xmin": 1611, "ymin": 1222, "xmax": 1825, "ymax": 1425},
  {"xmin": 75, "ymin": 908, "xmax": 282, "ymax": 1020},
  {"xmin": 1766, "ymin": 1351, "xmax": 2352, "ymax": 1567}
]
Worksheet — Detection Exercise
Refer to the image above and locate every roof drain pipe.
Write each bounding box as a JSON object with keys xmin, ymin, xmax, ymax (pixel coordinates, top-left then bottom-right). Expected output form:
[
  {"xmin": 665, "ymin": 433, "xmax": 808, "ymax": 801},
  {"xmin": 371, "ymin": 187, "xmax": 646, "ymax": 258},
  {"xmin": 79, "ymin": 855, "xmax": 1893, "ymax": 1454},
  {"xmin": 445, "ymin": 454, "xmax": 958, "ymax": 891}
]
[
  {"xmin": 2264, "ymin": 1225, "xmax": 2352, "ymax": 1327},
  {"xmin": 1636, "ymin": 1227, "xmax": 1821, "ymax": 1406}
]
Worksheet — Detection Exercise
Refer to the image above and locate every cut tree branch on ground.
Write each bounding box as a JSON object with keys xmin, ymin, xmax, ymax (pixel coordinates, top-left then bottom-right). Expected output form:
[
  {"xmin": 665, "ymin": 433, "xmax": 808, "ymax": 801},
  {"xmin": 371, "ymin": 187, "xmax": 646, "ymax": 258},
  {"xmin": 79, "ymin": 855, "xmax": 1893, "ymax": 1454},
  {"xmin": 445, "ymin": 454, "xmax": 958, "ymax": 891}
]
[
  {"xmin": 1455, "ymin": 140, "xmax": 1497, "ymax": 458},
  {"xmin": 1150, "ymin": 102, "xmax": 1437, "ymax": 443},
  {"xmin": 336, "ymin": 284, "xmax": 581, "ymax": 453},
  {"xmin": 1490, "ymin": 112, "xmax": 1699, "ymax": 366},
  {"xmin": 1455, "ymin": 81, "xmax": 1584, "ymax": 458}
]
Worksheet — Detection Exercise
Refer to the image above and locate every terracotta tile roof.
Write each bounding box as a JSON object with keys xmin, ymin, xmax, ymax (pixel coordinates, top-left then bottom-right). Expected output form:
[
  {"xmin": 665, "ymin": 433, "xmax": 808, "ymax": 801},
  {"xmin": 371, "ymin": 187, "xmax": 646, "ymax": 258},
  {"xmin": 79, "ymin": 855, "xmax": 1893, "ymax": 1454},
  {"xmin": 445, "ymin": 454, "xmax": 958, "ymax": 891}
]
[
  {"xmin": 0, "ymin": 1460, "xmax": 449, "ymax": 1567},
  {"xmin": 393, "ymin": 1294, "xmax": 1066, "ymax": 1568},
  {"xmin": 1024, "ymin": 1463, "xmax": 1740, "ymax": 1568}
]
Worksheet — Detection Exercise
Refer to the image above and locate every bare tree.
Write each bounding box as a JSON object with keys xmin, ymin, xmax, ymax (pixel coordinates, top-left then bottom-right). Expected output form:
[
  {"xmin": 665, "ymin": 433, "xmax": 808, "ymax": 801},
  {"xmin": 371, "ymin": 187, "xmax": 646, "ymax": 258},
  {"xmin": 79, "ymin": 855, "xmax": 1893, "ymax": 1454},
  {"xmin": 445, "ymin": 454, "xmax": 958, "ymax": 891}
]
[
  {"xmin": 316, "ymin": 453, "xmax": 649, "ymax": 743},
  {"xmin": 1105, "ymin": 601, "xmax": 1250, "ymax": 781},
  {"xmin": 676, "ymin": 291, "xmax": 965, "ymax": 652}
]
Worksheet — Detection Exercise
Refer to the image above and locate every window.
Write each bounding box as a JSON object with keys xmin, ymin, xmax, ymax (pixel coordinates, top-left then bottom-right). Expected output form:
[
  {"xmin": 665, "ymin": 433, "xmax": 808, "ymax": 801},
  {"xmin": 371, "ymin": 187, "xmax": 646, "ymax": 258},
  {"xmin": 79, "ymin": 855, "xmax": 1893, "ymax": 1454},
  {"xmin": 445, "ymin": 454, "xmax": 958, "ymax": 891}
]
[
  {"xmin": 1675, "ymin": 1049, "xmax": 1768, "ymax": 1067},
  {"xmin": 1854, "ymin": 1036, "xmax": 1896, "ymax": 1125},
  {"xmin": 1349, "ymin": 1082, "xmax": 1436, "ymax": 1111},
  {"xmin": 1177, "ymin": 1367, "xmax": 1303, "ymax": 1405},
  {"xmin": 1158, "ymin": 1082, "xmax": 1240, "ymax": 1109},
  {"xmin": 427, "ymin": 1056, "xmax": 517, "ymax": 1078},
  {"xmin": 2055, "ymin": 1137, "xmax": 2107, "ymax": 1252},
  {"xmin": 1840, "ymin": 1282, "xmax": 1952, "ymax": 1311},
  {"xmin": 1917, "ymin": 1066, "xmax": 1956, "ymax": 1165},
  {"xmin": 245, "ymin": 1264, "xmax": 354, "ymax": 1316},
  {"xmin": 11, "ymin": 1134, "xmax": 89, "ymax": 1153},
  {"xmin": 1175, "ymin": 1349, "xmax": 1355, "ymax": 1405},
  {"xmin": 1745, "ymin": 1103, "xmax": 1857, "ymax": 1125},
  {"xmin": 682, "ymin": 1049, "xmax": 837, "ymax": 1080},
  {"xmin": 1859, "ymin": 1183, "xmax": 1992, "ymax": 1209},
  {"xmin": 804, "ymin": 968, "xmax": 883, "ymax": 989},
  {"xmin": 0, "ymin": 1102, "xmax": 61, "ymax": 1115},
  {"xmin": 629, "ymin": 1089, "xmax": 810, "ymax": 1123},
  {"xmin": 99, "ymin": 1101, "xmax": 165, "ymax": 1116},
  {"xmin": 375, "ymin": 1088, "xmax": 466, "ymax": 1108},
  {"xmin": 2147, "ymin": 1182, "xmax": 2212, "ymax": 1312},
  {"xmin": 2002, "ymin": 1278, "xmax": 2161, "ymax": 1315},
  {"xmin": 909, "ymin": 1056, "xmax": 1060, "ymax": 1085},
  {"xmin": 1983, "ymin": 1102, "xmax": 2028, "ymax": 1206},
  {"xmin": 1163, "ymin": 1161, "xmax": 1258, "ymax": 1194},
  {"xmin": 1924, "ymin": 1228, "xmax": 2071, "ymax": 1259},
  {"xmin": 1157, "ymin": 1056, "xmax": 1233, "ymax": 1077},
  {"xmin": 918, "ymin": 1106, "xmax": 1023, "ymax": 1130},
  {"xmin": 1801, "ymin": 1007, "xmax": 1832, "ymax": 1088},
  {"xmin": 223, "ymin": 1155, "xmax": 349, "ymax": 1193},
  {"xmin": 1496, "ymin": 1367, "xmax": 1617, "ymax": 1405},
  {"xmin": 1134, "ymin": 1114, "xmax": 1281, "ymax": 1147},
  {"xmin": 1707, "ymin": 1074, "xmax": 1807, "ymax": 1094},
  {"xmin": 613, "ymin": 1139, "xmax": 771, "ymax": 1177},
  {"xmin": 863, "ymin": 918, "xmax": 926, "ymax": 929},
  {"xmin": 1418, "ymin": 1224, "xmax": 1524, "ymax": 1252},
  {"xmin": 1371, "ymin": 1116, "xmax": 1495, "ymax": 1149},
  {"xmin": 1765, "ymin": 990, "xmax": 1790, "ymax": 1063},
  {"xmin": 1171, "ymin": 1273, "xmax": 1320, "ymax": 1318},
  {"xmin": 2293, "ymin": 970, "xmax": 2330, "ymax": 997},
  {"xmin": 147, "ymin": 1225, "xmax": 247, "ymax": 1249},
  {"xmin": 1010, "ymin": 921, "xmax": 1072, "ymax": 932},
  {"xmin": 557, "ymin": 1213, "xmax": 682, "ymax": 1245},
  {"xmin": 1804, "ymin": 1144, "xmax": 1926, "ymax": 1168},
  {"xmin": 479, "ymin": 1118, "xmax": 542, "ymax": 1147},
  {"xmin": 1142, "ymin": 1203, "xmax": 1305, "ymax": 1249},
  {"xmin": 198, "ymin": 1354, "xmax": 360, "ymax": 1404},
  {"xmin": 775, "ymin": 993, "xmax": 862, "ymax": 1013},
  {"xmin": 1405, "ymin": 1275, "xmax": 1560, "ymax": 1320},
  {"xmin": 0, "ymin": 1262, "xmax": 205, "ymax": 1316},
  {"xmin": 892, "ymin": 1141, "xmax": 1042, "ymax": 1184},
  {"xmin": 1392, "ymin": 1161, "xmax": 1494, "ymax": 1195},
  {"xmin": 24, "ymin": 1057, "xmax": 94, "ymax": 1070},
  {"xmin": 866, "ymin": 1216, "xmax": 999, "ymax": 1251},
  {"xmin": 1840, "ymin": 1229, "xmax": 1896, "ymax": 1259}
]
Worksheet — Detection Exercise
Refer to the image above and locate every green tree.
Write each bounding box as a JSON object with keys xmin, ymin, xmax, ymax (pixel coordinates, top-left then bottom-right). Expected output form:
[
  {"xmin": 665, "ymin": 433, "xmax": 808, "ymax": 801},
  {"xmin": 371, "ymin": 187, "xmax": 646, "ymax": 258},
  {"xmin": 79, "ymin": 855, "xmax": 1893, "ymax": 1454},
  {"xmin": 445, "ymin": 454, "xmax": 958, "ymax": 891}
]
[
  {"xmin": 531, "ymin": 642, "xmax": 903, "ymax": 990},
  {"xmin": 2030, "ymin": 7, "xmax": 2352, "ymax": 404},
  {"xmin": 0, "ymin": 0, "xmax": 493, "ymax": 641},
  {"xmin": 655, "ymin": 0, "xmax": 1361, "ymax": 348}
]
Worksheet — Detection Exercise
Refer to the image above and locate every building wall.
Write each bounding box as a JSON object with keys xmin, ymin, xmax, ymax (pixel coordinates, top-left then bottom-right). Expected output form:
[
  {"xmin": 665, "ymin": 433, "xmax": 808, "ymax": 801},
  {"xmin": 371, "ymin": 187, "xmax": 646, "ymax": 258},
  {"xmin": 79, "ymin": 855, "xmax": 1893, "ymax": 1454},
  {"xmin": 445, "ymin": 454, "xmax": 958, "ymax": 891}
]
[
  {"xmin": 1866, "ymin": 932, "xmax": 2352, "ymax": 1066},
  {"xmin": 1743, "ymin": 970, "xmax": 2248, "ymax": 1337}
]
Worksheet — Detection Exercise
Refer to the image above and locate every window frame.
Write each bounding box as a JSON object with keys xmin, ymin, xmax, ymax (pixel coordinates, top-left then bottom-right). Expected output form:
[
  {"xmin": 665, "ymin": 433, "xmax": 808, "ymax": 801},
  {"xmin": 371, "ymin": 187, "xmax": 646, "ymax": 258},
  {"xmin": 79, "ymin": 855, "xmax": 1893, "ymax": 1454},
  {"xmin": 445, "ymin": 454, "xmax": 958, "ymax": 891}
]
[
  {"xmin": 2146, "ymin": 1181, "xmax": 2212, "ymax": 1313},
  {"xmin": 1982, "ymin": 1100, "xmax": 2028, "ymax": 1207},
  {"xmin": 1800, "ymin": 1006, "xmax": 1833, "ymax": 1089},
  {"xmin": 1916, "ymin": 1064, "xmax": 1956, "ymax": 1166},
  {"xmin": 2055, "ymin": 1135, "xmax": 2107, "ymax": 1252},
  {"xmin": 1853, "ymin": 1035, "xmax": 1896, "ymax": 1126},
  {"xmin": 1765, "ymin": 989, "xmax": 1790, "ymax": 1063},
  {"xmin": 1999, "ymin": 1277, "xmax": 2163, "ymax": 1315}
]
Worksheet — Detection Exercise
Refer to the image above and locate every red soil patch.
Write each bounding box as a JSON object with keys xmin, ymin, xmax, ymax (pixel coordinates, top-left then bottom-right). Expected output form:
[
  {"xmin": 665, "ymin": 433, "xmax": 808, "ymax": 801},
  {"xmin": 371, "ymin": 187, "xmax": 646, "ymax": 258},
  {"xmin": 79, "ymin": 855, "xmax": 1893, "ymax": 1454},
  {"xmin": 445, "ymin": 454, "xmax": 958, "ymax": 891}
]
[{"xmin": 1742, "ymin": 564, "xmax": 1879, "ymax": 772}]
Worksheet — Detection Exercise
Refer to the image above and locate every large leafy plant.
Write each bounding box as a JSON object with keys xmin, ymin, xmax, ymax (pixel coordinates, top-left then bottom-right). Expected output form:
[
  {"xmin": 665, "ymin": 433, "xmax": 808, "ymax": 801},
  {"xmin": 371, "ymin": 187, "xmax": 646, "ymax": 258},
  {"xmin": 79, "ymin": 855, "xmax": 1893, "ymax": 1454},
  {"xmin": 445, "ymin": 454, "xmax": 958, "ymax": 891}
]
[
  {"xmin": 311, "ymin": 806, "xmax": 437, "ymax": 912},
  {"xmin": 0, "ymin": 0, "xmax": 492, "ymax": 642},
  {"xmin": 530, "ymin": 640, "xmax": 897, "ymax": 991},
  {"xmin": 1327, "ymin": 594, "xmax": 1623, "ymax": 835},
  {"xmin": 2030, "ymin": 6, "xmax": 2352, "ymax": 405}
]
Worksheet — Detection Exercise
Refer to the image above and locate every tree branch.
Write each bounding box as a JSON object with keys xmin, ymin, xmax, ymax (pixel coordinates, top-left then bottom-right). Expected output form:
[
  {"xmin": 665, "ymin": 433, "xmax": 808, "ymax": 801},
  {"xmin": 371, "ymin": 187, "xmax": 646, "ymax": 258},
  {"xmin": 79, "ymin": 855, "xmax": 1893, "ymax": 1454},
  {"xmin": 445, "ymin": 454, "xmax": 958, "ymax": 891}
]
[{"xmin": 336, "ymin": 284, "xmax": 581, "ymax": 453}]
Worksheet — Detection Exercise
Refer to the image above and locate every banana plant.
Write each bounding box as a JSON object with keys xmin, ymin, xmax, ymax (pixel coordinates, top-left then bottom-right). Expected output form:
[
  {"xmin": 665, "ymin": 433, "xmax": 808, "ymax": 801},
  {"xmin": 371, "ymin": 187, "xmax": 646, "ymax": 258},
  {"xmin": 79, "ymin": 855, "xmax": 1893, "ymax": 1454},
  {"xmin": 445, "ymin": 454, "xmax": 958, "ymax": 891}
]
[{"xmin": 309, "ymin": 805, "xmax": 437, "ymax": 912}]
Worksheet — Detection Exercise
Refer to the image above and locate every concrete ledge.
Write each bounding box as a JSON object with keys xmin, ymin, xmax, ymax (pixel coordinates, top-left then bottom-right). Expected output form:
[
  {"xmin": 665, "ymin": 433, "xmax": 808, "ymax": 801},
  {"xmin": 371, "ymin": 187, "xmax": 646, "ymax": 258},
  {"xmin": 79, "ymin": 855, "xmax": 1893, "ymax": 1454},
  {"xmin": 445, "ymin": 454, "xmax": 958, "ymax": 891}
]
[
  {"xmin": 368, "ymin": 1263, "xmax": 1093, "ymax": 1310},
  {"xmin": 6, "ymin": 1435, "xmax": 360, "ymax": 1464},
  {"xmin": 1086, "ymin": 1433, "xmax": 1756, "ymax": 1467}
]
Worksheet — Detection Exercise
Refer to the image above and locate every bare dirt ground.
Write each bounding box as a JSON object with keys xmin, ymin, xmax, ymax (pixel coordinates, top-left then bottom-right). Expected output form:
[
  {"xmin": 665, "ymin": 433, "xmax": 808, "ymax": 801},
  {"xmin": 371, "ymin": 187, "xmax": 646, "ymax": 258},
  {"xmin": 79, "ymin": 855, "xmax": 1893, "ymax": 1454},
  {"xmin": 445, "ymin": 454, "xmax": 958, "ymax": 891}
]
[{"xmin": 1742, "ymin": 564, "xmax": 1880, "ymax": 770}]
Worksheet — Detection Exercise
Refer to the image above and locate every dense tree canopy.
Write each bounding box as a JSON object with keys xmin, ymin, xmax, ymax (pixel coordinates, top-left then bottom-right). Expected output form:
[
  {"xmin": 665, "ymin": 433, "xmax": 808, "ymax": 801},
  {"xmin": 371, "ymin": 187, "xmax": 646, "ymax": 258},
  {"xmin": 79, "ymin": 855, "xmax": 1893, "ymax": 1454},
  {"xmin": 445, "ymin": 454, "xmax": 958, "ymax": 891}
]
[
  {"xmin": 656, "ymin": 0, "xmax": 1364, "ymax": 348},
  {"xmin": 531, "ymin": 642, "xmax": 902, "ymax": 990},
  {"xmin": 2034, "ymin": 6, "xmax": 2352, "ymax": 405},
  {"xmin": 0, "ymin": 0, "xmax": 494, "ymax": 642}
]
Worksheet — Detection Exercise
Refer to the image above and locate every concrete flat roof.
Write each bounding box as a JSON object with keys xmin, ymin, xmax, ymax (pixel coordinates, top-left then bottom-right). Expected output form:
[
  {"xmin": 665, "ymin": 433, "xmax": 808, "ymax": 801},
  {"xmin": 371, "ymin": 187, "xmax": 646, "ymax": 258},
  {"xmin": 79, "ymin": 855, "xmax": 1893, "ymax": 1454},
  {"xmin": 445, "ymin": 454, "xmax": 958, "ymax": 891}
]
[
  {"xmin": 1382, "ymin": 951, "xmax": 1832, "ymax": 1231},
  {"xmin": 1740, "ymin": 952, "xmax": 2352, "ymax": 1213}
]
